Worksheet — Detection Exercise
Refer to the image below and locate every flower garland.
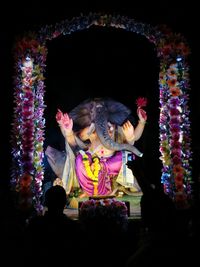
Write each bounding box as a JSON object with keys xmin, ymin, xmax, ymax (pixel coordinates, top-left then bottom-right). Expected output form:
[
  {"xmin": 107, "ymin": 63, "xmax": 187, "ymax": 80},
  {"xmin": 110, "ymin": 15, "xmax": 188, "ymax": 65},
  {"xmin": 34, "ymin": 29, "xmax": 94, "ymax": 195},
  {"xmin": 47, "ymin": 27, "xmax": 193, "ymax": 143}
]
[
  {"xmin": 81, "ymin": 152, "xmax": 101, "ymax": 195},
  {"xmin": 156, "ymin": 25, "xmax": 192, "ymax": 208},
  {"xmin": 79, "ymin": 198, "xmax": 128, "ymax": 229},
  {"xmin": 11, "ymin": 13, "xmax": 193, "ymax": 213},
  {"xmin": 11, "ymin": 34, "xmax": 47, "ymax": 213}
]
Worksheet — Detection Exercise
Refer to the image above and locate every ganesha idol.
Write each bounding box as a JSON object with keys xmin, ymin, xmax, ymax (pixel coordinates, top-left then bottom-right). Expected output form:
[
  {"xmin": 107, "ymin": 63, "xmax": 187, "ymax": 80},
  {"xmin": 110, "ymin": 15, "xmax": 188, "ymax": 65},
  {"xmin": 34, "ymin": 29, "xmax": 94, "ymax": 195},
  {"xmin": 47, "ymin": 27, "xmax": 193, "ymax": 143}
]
[{"xmin": 45, "ymin": 97, "xmax": 147, "ymax": 198}]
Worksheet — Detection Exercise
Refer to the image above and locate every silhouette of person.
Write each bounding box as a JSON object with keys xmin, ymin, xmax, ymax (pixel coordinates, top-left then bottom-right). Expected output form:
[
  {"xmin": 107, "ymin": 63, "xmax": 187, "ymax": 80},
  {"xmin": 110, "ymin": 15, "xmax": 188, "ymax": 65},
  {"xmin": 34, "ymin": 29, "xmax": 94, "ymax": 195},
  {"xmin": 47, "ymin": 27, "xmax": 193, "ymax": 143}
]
[
  {"xmin": 24, "ymin": 185, "xmax": 82, "ymax": 266},
  {"xmin": 125, "ymin": 160, "xmax": 194, "ymax": 267}
]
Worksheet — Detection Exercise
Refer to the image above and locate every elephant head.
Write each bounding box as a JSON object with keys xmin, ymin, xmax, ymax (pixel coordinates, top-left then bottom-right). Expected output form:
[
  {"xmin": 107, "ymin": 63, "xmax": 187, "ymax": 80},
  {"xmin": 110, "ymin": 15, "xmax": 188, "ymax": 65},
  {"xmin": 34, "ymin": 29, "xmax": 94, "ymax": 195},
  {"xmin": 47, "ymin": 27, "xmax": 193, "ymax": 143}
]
[{"xmin": 69, "ymin": 97, "xmax": 143, "ymax": 157}]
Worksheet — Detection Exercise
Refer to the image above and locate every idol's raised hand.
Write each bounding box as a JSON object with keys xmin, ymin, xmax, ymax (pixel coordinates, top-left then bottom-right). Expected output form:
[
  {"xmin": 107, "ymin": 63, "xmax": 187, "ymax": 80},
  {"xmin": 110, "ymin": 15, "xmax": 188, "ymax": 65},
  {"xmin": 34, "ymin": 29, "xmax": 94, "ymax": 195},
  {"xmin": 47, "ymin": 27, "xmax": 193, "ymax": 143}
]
[
  {"xmin": 136, "ymin": 97, "xmax": 147, "ymax": 123},
  {"xmin": 56, "ymin": 109, "xmax": 73, "ymax": 136},
  {"xmin": 137, "ymin": 107, "xmax": 147, "ymax": 123},
  {"xmin": 122, "ymin": 120, "xmax": 135, "ymax": 144}
]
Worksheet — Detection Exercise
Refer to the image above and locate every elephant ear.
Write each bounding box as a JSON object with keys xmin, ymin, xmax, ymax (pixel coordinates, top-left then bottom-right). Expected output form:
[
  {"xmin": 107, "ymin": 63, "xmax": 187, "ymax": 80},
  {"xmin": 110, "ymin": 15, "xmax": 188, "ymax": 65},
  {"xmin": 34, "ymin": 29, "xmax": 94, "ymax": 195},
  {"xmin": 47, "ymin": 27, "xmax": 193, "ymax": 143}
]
[
  {"xmin": 104, "ymin": 99, "xmax": 132, "ymax": 126},
  {"xmin": 69, "ymin": 99, "xmax": 95, "ymax": 130}
]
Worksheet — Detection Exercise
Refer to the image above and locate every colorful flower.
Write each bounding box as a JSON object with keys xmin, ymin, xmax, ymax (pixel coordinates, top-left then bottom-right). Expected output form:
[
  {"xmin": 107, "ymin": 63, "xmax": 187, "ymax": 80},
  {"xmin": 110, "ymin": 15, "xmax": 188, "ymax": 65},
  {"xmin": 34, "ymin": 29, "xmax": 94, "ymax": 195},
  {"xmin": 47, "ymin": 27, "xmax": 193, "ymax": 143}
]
[
  {"xmin": 136, "ymin": 97, "xmax": 148, "ymax": 108},
  {"xmin": 79, "ymin": 198, "xmax": 128, "ymax": 227},
  {"xmin": 170, "ymin": 87, "xmax": 182, "ymax": 97}
]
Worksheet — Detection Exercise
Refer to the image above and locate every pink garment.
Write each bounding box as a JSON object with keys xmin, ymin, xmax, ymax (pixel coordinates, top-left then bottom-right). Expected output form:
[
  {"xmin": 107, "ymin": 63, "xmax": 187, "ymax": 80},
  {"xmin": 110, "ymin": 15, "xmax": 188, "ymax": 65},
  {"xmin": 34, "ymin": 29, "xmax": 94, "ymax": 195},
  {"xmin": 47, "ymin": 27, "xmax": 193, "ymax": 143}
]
[{"xmin": 75, "ymin": 151, "xmax": 122, "ymax": 196}]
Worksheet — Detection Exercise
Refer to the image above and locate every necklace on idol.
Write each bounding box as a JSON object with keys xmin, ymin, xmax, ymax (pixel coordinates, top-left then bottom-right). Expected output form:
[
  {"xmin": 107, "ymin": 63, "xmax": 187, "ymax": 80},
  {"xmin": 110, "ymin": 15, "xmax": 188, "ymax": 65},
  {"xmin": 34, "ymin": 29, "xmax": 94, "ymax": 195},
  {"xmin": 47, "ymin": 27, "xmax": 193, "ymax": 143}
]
[{"xmin": 80, "ymin": 150, "xmax": 101, "ymax": 195}]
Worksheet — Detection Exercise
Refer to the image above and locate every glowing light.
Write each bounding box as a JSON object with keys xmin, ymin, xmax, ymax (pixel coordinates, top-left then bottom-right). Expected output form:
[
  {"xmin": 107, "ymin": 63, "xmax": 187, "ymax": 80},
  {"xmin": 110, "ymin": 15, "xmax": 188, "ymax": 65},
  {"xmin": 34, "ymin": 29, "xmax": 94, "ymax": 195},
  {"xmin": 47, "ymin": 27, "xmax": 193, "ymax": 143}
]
[{"xmin": 176, "ymin": 56, "xmax": 182, "ymax": 62}]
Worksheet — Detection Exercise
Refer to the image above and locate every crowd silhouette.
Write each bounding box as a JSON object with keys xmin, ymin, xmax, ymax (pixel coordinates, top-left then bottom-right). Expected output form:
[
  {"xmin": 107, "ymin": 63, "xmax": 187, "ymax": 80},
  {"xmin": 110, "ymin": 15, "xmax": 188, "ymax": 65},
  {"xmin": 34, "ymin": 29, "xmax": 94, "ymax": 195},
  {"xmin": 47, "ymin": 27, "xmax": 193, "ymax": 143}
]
[{"xmin": 0, "ymin": 164, "xmax": 198, "ymax": 267}]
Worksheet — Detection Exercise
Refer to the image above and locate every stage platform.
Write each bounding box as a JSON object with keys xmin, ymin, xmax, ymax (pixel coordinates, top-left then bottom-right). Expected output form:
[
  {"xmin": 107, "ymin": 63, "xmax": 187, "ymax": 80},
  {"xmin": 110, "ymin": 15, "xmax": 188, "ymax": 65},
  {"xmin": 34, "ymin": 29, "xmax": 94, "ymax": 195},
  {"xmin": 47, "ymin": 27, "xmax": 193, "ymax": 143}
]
[{"xmin": 64, "ymin": 195, "xmax": 142, "ymax": 220}]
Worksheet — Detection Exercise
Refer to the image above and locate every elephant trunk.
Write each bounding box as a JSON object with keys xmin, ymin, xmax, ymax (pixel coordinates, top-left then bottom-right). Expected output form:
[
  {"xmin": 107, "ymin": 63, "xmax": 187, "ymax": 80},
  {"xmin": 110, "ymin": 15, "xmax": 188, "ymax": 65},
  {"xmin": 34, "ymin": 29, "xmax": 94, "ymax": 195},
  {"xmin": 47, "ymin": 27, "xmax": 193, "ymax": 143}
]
[{"xmin": 94, "ymin": 104, "xmax": 143, "ymax": 157}]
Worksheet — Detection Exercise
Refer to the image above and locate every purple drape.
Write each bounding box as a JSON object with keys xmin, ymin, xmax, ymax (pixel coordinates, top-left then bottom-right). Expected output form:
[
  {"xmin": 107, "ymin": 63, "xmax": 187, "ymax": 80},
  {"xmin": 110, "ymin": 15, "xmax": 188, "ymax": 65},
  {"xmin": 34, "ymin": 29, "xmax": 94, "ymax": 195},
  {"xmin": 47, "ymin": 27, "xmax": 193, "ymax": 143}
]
[{"xmin": 75, "ymin": 151, "xmax": 122, "ymax": 196}]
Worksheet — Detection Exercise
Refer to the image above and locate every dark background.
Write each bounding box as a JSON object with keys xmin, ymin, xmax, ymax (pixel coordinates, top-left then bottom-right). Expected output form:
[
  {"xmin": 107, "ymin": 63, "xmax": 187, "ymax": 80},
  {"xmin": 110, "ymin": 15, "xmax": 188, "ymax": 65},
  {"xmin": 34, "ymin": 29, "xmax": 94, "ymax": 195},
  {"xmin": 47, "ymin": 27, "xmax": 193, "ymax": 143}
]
[{"xmin": 1, "ymin": 2, "xmax": 199, "ymax": 193}]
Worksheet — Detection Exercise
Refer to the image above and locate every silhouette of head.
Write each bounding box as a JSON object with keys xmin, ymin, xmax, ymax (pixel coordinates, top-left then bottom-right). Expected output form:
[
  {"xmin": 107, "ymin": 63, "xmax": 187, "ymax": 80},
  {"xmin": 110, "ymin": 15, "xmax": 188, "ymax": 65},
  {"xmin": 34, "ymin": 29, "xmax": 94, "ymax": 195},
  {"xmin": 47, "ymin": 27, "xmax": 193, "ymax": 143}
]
[{"xmin": 44, "ymin": 185, "xmax": 67, "ymax": 212}]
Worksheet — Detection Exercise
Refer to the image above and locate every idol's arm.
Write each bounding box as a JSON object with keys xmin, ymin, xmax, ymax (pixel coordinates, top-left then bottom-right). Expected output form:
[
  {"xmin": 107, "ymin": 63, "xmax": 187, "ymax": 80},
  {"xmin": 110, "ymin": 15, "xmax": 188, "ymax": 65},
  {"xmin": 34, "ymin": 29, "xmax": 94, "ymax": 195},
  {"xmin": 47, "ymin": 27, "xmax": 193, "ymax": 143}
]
[
  {"xmin": 121, "ymin": 107, "xmax": 147, "ymax": 144},
  {"xmin": 134, "ymin": 107, "xmax": 147, "ymax": 141},
  {"xmin": 56, "ymin": 109, "xmax": 76, "ymax": 147},
  {"xmin": 121, "ymin": 120, "xmax": 136, "ymax": 145}
]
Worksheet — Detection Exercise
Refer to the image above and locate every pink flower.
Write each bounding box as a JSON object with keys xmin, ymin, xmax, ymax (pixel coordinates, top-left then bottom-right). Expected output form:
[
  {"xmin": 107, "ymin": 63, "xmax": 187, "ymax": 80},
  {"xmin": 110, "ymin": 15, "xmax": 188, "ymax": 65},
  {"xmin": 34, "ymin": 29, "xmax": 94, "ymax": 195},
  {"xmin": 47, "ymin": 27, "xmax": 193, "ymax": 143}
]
[
  {"xmin": 136, "ymin": 97, "xmax": 148, "ymax": 108},
  {"xmin": 56, "ymin": 109, "xmax": 63, "ymax": 122}
]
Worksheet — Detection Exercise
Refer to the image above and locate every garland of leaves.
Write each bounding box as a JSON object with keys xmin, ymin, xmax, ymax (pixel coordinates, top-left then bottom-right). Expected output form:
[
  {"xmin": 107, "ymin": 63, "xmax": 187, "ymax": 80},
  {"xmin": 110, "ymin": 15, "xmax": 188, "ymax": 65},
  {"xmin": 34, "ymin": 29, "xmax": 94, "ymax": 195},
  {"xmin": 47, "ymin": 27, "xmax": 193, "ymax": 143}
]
[{"xmin": 11, "ymin": 13, "xmax": 192, "ymax": 212}]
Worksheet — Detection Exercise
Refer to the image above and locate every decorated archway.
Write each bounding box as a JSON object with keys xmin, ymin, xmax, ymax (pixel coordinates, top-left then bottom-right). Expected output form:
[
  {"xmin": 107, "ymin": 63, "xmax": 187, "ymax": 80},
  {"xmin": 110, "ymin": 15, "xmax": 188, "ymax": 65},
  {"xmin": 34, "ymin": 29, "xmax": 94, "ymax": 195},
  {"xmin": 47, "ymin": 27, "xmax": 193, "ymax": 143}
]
[{"xmin": 11, "ymin": 13, "xmax": 192, "ymax": 213}]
